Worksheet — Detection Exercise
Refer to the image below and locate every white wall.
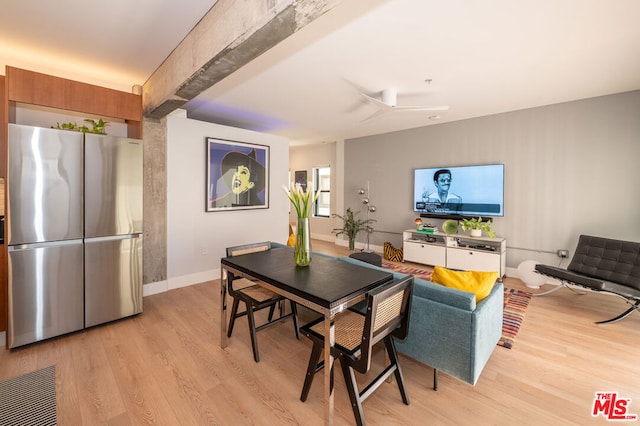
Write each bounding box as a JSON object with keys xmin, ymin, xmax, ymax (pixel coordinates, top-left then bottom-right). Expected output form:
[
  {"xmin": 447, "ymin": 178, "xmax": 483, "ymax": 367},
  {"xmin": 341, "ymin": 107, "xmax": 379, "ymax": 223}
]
[
  {"xmin": 289, "ymin": 142, "xmax": 338, "ymax": 241},
  {"xmin": 163, "ymin": 111, "xmax": 290, "ymax": 292}
]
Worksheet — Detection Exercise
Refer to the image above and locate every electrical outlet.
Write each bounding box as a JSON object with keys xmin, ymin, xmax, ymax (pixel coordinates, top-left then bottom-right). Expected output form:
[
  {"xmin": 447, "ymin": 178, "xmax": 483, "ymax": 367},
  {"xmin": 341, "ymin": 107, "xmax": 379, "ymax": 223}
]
[
  {"xmin": 557, "ymin": 249, "xmax": 569, "ymax": 258},
  {"xmin": 201, "ymin": 246, "xmax": 208, "ymax": 255}
]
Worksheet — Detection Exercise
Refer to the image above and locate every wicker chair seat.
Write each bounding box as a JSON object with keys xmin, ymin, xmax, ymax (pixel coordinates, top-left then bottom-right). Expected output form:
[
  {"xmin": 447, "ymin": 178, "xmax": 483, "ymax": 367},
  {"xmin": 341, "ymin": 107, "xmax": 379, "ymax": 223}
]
[
  {"xmin": 236, "ymin": 281, "xmax": 281, "ymax": 303},
  {"xmin": 309, "ymin": 310, "xmax": 365, "ymax": 352}
]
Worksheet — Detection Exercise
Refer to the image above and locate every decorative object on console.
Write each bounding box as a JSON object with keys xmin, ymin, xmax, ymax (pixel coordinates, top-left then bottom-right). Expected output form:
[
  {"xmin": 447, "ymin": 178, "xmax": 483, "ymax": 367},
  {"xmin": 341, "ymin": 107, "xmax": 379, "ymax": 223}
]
[
  {"xmin": 282, "ymin": 181, "xmax": 319, "ymax": 266},
  {"xmin": 417, "ymin": 223, "xmax": 437, "ymax": 234},
  {"xmin": 442, "ymin": 219, "xmax": 459, "ymax": 234},
  {"xmin": 358, "ymin": 182, "xmax": 377, "ymax": 252},
  {"xmin": 415, "ymin": 217, "xmax": 423, "ymax": 230},
  {"xmin": 460, "ymin": 216, "xmax": 496, "ymax": 238},
  {"xmin": 332, "ymin": 208, "xmax": 375, "ymax": 251}
]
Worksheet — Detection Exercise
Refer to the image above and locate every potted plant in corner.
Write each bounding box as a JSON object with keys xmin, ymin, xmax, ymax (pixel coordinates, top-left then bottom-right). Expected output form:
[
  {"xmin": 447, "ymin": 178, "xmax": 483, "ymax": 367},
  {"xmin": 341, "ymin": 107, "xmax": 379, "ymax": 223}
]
[
  {"xmin": 460, "ymin": 216, "xmax": 496, "ymax": 238},
  {"xmin": 332, "ymin": 208, "xmax": 376, "ymax": 251}
]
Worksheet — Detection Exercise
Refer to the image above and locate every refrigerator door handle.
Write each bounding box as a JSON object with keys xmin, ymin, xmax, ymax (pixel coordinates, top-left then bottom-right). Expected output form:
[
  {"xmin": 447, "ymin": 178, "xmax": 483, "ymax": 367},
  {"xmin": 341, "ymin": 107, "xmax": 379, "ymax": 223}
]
[
  {"xmin": 84, "ymin": 234, "xmax": 141, "ymax": 243},
  {"xmin": 8, "ymin": 239, "xmax": 84, "ymax": 251}
]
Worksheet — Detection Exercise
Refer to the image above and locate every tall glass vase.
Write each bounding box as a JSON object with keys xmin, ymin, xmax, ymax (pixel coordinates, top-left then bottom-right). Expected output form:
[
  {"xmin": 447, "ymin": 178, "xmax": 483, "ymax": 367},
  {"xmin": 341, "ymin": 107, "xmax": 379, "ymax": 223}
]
[{"xmin": 295, "ymin": 217, "xmax": 312, "ymax": 266}]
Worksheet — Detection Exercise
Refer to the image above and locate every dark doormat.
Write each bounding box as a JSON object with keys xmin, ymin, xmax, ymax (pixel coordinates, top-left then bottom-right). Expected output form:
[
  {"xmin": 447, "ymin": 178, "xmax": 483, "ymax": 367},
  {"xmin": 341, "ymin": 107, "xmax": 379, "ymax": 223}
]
[{"xmin": 0, "ymin": 365, "xmax": 57, "ymax": 425}]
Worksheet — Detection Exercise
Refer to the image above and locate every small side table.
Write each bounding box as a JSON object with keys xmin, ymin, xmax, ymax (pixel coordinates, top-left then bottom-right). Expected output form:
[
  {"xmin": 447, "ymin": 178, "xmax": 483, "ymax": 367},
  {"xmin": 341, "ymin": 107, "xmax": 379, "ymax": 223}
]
[{"xmin": 349, "ymin": 251, "xmax": 382, "ymax": 267}]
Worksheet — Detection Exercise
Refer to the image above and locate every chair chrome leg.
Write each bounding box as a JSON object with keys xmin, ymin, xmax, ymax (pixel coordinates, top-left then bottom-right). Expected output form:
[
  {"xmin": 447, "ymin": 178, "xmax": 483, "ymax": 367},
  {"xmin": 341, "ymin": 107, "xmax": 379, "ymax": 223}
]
[
  {"xmin": 595, "ymin": 301, "xmax": 640, "ymax": 325},
  {"xmin": 532, "ymin": 281, "xmax": 588, "ymax": 297},
  {"xmin": 531, "ymin": 284, "xmax": 567, "ymax": 296},
  {"xmin": 227, "ymin": 298, "xmax": 240, "ymax": 337}
]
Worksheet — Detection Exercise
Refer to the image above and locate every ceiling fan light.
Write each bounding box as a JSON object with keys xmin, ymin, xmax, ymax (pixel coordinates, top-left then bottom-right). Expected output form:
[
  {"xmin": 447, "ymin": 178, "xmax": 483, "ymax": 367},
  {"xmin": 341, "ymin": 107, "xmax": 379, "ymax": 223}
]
[{"xmin": 381, "ymin": 89, "xmax": 397, "ymax": 107}]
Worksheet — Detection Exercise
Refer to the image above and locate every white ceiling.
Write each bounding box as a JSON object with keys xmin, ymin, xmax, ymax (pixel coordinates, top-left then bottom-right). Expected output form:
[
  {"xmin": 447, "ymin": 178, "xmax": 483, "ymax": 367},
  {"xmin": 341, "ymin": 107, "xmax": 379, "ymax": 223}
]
[
  {"xmin": 0, "ymin": 0, "xmax": 218, "ymax": 89},
  {"xmin": 2, "ymin": 0, "xmax": 640, "ymax": 145}
]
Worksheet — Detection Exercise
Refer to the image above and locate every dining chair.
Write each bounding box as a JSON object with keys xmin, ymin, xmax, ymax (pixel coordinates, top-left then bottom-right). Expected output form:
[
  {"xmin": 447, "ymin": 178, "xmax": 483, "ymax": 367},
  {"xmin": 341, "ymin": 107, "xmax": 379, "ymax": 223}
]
[
  {"xmin": 299, "ymin": 275, "xmax": 414, "ymax": 426},
  {"xmin": 226, "ymin": 241, "xmax": 300, "ymax": 362}
]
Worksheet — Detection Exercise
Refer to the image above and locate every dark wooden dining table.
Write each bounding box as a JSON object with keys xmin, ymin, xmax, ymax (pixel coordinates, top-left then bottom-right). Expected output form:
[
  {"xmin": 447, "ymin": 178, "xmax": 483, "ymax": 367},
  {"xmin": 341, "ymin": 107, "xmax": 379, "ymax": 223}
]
[{"xmin": 220, "ymin": 246, "xmax": 393, "ymax": 425}]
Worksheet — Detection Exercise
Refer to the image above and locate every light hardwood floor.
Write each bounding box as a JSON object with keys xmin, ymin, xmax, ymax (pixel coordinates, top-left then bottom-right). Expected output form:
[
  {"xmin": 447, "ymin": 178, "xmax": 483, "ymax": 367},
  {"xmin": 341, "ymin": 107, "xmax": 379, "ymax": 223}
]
[{"xmin": 1, "ymin": 240, "xmax": 639, "ymax": 425}]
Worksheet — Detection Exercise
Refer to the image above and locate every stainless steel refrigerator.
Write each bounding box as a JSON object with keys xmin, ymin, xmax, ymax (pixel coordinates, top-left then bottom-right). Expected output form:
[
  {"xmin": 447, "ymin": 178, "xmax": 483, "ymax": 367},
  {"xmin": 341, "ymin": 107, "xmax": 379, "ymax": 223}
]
[{"xmin": 7, "ymin": 124, "xmax": 143, "ymax": 348}]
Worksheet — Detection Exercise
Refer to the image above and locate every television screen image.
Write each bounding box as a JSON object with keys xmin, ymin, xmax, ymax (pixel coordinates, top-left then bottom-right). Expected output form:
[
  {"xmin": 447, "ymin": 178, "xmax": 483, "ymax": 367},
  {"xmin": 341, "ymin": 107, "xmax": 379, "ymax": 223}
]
[{"xmin": 413, "ymin": 164, "xmax": 504, "ymax": 218}]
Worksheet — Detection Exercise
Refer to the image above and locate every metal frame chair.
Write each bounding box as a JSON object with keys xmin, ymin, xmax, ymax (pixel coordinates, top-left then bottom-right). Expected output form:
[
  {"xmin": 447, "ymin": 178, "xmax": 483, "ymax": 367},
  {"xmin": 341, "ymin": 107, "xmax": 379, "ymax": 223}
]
[
  {"xmin": 226, "ymin": 242, "xmax": 300, "ymax": 362},
  {"xmin": 299, "ymin": 276, "xmax": 414, "ymax": 426},
  {"xmin": 535, "ymin": 235, "xmax": 640, "ymax": 324}
]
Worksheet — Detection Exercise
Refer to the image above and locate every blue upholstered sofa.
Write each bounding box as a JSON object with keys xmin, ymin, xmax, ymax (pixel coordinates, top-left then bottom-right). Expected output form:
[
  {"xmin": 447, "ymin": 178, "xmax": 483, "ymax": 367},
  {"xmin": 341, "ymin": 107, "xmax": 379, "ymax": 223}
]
[
  {"xmin": 339, "ymin": 255, "xmax": 503, "ymax": 387},
  {"xmin": 271, "ymin": 242, "xmax": 503, "ymax": 386}
]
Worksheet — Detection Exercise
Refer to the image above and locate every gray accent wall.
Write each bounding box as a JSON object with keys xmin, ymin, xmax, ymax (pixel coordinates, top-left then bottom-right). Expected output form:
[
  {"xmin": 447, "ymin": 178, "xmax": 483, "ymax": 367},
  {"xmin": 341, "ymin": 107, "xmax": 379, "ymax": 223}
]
[{"xmin": 343, "ymin": 90, "xmax": 640, "ymax": 269}]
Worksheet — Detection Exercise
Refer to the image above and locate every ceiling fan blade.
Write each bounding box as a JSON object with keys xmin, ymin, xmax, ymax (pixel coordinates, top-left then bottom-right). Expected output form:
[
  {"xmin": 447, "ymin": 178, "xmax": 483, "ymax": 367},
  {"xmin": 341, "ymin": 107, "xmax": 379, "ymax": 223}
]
[
  {"xmin": 392, "ymin": 105, "xmax": 449, "ymax": 112},
  {"xmin": 359, "ymin": 88, "xmax": 448, "ymax": 121},
  {"xmin": 361, "ymin": 92, "xmax": 392, "ymax": 109},
  {"xmin": 360, "ymin": 108, "xmax": 389, "ymax": 122},
  {"xmin": 393, "ymin": 105, "xmax": 449, "ymax": 111}
]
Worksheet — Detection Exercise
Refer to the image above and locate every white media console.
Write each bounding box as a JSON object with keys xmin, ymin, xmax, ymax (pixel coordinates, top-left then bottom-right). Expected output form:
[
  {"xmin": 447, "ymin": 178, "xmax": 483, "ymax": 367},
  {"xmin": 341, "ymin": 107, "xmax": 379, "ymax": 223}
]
[{"xmin": 403, "ymin": 229, "xmax": 506, "ymax": 278}]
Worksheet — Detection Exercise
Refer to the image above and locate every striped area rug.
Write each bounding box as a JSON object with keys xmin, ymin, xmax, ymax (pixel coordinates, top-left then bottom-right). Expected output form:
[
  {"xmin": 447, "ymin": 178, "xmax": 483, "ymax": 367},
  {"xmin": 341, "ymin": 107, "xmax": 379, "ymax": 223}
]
[
  {"xmin": 0, "ymin": 365, "xmax": 57, "ymax": 425},
  {"xmin": 380, "ymin": 261, "xmax": 531, "ymax": 349},
  {"xmin": 381, "ymin": 260, "xmax": 432, "ymax": 280},
  {"xmin": 499, "ymin": 288, "xmax": 532, "ymax": 349}
]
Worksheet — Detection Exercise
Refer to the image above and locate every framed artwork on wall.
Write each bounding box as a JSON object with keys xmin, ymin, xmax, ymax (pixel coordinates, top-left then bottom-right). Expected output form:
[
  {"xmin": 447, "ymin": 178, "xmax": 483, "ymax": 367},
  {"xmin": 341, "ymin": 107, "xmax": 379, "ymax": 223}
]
[
  {"xmin": 206, "ymin": 138, "xmax": 269, "ymax": 212},
  {"xmin": 294, "ymin": 170, "xmax": 307, "ymax": 191}
]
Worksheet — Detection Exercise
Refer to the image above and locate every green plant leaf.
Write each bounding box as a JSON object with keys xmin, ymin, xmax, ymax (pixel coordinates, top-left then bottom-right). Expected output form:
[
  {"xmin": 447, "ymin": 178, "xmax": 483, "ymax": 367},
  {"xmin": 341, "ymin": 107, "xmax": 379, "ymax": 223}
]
[{"xmin": 331, "ymin": 208, "xmax": 376, "ymax": 241}]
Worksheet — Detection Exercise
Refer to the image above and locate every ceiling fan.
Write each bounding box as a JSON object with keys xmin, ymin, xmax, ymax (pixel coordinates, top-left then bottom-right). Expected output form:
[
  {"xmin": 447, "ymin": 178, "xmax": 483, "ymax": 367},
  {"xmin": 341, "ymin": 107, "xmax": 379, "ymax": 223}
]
[{"xmin": 360, "ymin": 88, "xmax": 449, "ymax": 121}]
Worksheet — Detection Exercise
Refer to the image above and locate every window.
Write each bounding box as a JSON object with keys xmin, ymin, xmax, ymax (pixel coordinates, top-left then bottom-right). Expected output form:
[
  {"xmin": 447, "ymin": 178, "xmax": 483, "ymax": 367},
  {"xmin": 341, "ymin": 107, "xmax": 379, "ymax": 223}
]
[{"xmin": 313, "ymin": 166, "xmax": 330, "ymax": 218}]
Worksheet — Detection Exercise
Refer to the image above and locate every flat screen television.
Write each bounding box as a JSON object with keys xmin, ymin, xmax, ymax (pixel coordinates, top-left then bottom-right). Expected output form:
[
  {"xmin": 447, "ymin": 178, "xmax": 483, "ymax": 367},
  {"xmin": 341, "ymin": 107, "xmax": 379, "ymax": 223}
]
[{"xmin": 413, "ymin": 164, "xmax": 504, "ymax": 218}]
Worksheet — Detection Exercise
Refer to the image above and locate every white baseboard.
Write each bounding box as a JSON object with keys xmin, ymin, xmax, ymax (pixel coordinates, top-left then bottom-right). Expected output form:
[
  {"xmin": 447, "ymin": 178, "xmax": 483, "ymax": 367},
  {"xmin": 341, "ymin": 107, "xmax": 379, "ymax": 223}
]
[
  {"xmin": 168, "ymin": 268, "xmax": 219, "ymax": 290},
  {"xmin": 143, "ymin": 280, "xmax": 169, "ymax": 297},
  {"xmin": 310, "ymin": 232, "xmax": 335, "ymax": 242},
  {"xmin": 144, "ymin": 269, "xmax": 220, "ymax": 297}
]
